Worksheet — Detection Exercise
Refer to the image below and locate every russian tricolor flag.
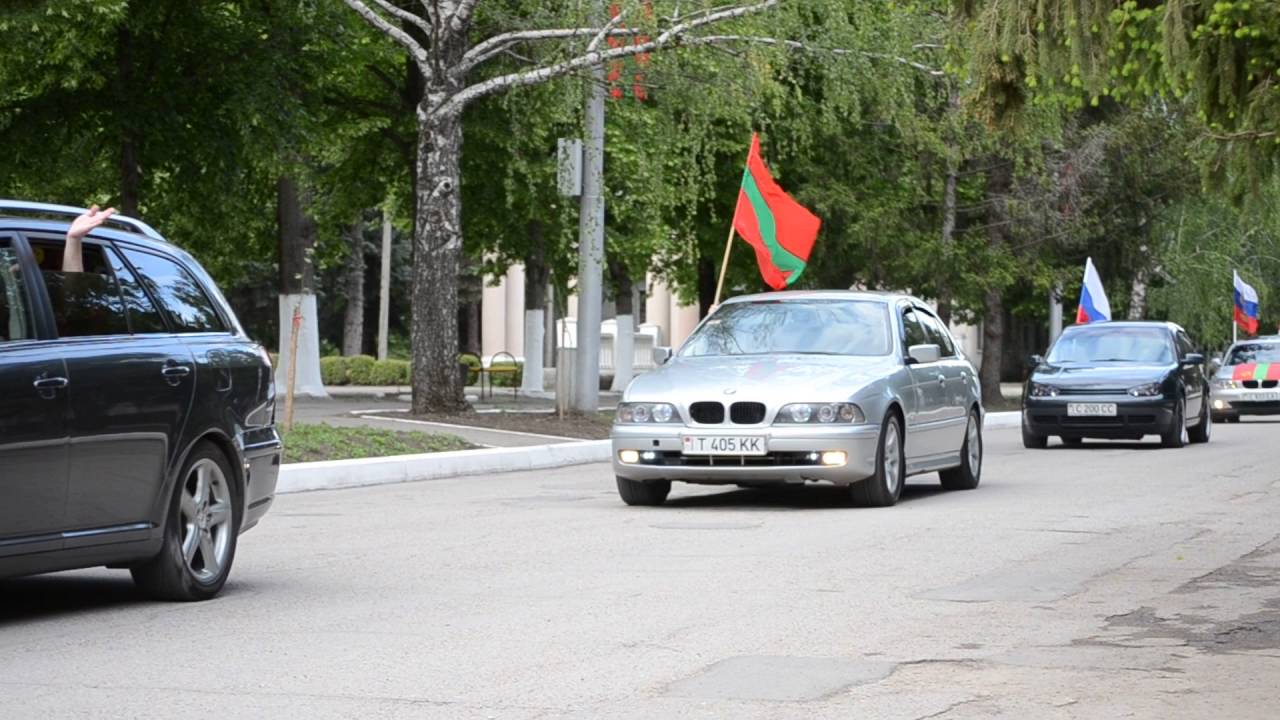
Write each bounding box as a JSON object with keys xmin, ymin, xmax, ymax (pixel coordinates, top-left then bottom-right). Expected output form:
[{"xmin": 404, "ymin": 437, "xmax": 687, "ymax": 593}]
[
  {"xmin": 1234, "ymin": 270, "xmax": 1259, "ymax": 335},
  {"xmin": 1075, "ymin": 257, "xmax": 1112, "ymax": 324}
]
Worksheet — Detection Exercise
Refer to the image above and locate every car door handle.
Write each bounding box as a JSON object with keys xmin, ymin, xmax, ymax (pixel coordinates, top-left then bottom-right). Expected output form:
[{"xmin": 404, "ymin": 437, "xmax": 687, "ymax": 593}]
[
  {"xmin": 936, "ymin": 374, "xmax": 947, "ymax": 385},
  {"xmin": 162, "ymin": 365, "xmax": 192, "ymax": 378},
  {"xmin": 33, "ymin": 376, "xmax": 69, "ymax": 390}
]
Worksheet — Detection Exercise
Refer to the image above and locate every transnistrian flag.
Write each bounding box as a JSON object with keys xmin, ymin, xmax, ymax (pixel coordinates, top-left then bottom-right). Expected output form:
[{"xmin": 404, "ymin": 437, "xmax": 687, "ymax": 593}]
[
  {"xmin": 732, "ymin": 133, "xmax": 822, "ymax": 290},
  {"xmin": 1075, "ymin": 257, "xmax": 1112, "ymax": 324},
  {"xmin": 1233, "ymin": 270, "xmax": 1259, "ymax": 336}
]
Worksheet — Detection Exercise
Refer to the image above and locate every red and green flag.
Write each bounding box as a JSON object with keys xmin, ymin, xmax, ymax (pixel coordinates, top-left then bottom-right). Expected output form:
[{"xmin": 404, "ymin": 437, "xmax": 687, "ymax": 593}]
[{"xmin": 732, "ymin": 133, "xmax": 822, "ymax": 290}]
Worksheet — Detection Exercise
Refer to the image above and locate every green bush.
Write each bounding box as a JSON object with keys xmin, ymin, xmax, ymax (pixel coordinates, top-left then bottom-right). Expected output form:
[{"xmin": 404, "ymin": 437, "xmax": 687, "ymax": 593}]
[
  {"xmin": 369, "ymin": 359, "xmax": 410, "ymax": 386},
  {"xmin": 458, "ymin": 354, "xmax": 482, "ymax": 385},
  {"xmin": 320, "ymin": 356, "xmax": 349, "ymax": 385},
  {"xmin": 345, "ymin": 355, "xmax": 378, "ymax": 385}
]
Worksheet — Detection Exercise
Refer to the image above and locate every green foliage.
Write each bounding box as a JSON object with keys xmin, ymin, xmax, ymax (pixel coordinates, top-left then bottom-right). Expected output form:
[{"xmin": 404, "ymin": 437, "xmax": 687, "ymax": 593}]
[
  {"xmin": 368, "ymin": 359, "xmax": 410, "ymax": 386},
  {"xmin": 343, "ymin": 355, "xmax": 379, "ymax": 385},
  {"xmin": 319, "ymin": 356, "xmax": 349, "ymax": 386},
  {"xmin": 281, "ymin": 423, "xmax": 471, "ymax": 464},
  {"xmin": 488, "ymin": 358, "xmax": 523, "ymax": 388},
  {"xmin": 458, "ymin": 354, "xmax": 483, "ymax": 386}
]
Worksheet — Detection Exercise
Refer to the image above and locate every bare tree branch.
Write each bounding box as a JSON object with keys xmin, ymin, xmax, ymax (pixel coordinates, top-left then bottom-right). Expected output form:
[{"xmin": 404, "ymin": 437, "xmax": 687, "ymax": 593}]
[
  {"xmin": 442, "ymin": 0, "xmax": 778, "ymax": 114},
  {"xmin": 458, "ymin": 28, "xmax": 638, "ymax": 76},
  {"xmin": 686, "ymin": 36, "xmax": 944, "ymax": 76},
  {"xmin": 587, "ymin": 8, "xmax": 629, "ymax": 52},
  {"xmin": 367, "ymin": 0, "xmax": 430, "ymax": 34},
  {"xmin": 343, "ymin": 0, "xmax": 429, "ymax": 72}
]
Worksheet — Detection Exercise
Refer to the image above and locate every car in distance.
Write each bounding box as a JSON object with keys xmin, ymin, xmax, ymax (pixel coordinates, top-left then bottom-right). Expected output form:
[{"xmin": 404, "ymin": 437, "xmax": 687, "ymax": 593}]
[
  {"xmin": 0, "ymin": 200, "xmax": 281, "ymax": 600},
  {"xmin": 1209, "ymin": 336, "xmax": 1280, "ymax": 422},
  {"xmin": 611, "ymin": 291, "xmax": 984, "ymax": 508},
  {"xmin": 1022, "ymin": 321, "xmax": 1210, "ymax": 449}
]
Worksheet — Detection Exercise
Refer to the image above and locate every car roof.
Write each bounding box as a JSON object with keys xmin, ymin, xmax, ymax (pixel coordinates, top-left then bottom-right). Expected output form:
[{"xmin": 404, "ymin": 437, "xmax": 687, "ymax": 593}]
[
  {"xmin": 723, "ymin": 289, "xmax": 926, "ymax": 306},
  {"xmin": 1061, "ymin": 320, "xmax": 1181, "ymax": 333}
]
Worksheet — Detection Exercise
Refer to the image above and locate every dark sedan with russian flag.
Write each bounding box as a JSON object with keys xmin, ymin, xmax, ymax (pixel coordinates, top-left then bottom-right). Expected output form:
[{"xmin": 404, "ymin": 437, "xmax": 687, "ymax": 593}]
[
  {"xmin": 1022, "ymin": 321, "xmax": 1212, "ymax": 448},
  {"xmin": 1210, "ymin": 338, "xmax": 1280, "ymax": 422}
]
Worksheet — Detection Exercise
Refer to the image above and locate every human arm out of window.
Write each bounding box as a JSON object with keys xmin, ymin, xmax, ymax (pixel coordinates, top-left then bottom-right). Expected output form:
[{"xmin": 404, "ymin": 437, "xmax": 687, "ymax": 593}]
[{"xmin": 62, "ymin": 205, "xmax": 117, "ymax": 273}]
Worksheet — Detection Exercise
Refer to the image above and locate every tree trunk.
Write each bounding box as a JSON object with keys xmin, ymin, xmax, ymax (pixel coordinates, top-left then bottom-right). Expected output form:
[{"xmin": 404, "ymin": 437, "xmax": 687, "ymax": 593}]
[
  {"xmin": 116, "ymin": 26, "xmax": 141, "ymax": 215},
  {"xmin": 1128, "ymin": 252, "xmax": 1150, "ymax": 320},
  {"xmin": 342, "ymin": 219, "xmax": 366, "ymax": 356},
  {"xmin": 697, "ymin": 256, "xmax": 717, "ymax": 318},
  {"xmin": 522, "ymin": 221, "xmax": 549, "ymax": 394},
  {"xmin": 937, "ymin": 159, "xmax": 958, "ymax": 325},
  {"xmin": 979, "ymin": 157, "xmax": 1012, "ymax": 408},
  {"xmin": 411, "ymin": 103, "xmax": 468, "ymax": 411},
  {"xmin": 275, "ymin": 175, "xmax": 326, "ymax": 397},
  {"xmin": 609, "ymin": 260, "xmax": 635, "ymax": 392}
]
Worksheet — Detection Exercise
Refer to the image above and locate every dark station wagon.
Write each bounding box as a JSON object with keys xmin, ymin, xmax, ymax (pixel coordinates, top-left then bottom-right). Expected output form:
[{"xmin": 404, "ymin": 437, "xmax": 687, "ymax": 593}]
[{"xmin": 0, "ymin": 201, "xmax": 281, "ymax": 600}]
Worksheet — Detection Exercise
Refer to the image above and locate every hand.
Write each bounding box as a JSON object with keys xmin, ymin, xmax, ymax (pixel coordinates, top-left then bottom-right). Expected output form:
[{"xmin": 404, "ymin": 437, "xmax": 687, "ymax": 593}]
[{"xmin": 67, "ymin": 204, "xmax": 117, "ymax": 241}]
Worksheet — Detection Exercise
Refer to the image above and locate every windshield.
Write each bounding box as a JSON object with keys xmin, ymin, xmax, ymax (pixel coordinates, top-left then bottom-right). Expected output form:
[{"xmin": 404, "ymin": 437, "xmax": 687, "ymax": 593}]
[
  {"xmin": 1048, "ymin": 326, "xmax": 1174, "ymax": 364},
  {"xmin": 1227, "ymin": 343, "xmax": 1280, "ymax": 365},
  {"xmin": 679, "ymin": 299, "xmax": 892, "ymax": 357}
]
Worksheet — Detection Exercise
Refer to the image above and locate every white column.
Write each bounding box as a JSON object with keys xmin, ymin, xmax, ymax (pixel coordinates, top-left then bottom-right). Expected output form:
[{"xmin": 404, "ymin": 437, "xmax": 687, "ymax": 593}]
[
  {"xmin": 504, "ymin": 264, "xmax": 525, "ymax": 358},
  {"xmin": 669, "ymin": 301, "xmax": 701, "ymax": 349},
  {"xmin": 481, "ymin": 271, "xmax": 507, "ymax": 359},
  {"xmin": 645, "ymin": 274, "xmax": 671, "ymax": 345}
]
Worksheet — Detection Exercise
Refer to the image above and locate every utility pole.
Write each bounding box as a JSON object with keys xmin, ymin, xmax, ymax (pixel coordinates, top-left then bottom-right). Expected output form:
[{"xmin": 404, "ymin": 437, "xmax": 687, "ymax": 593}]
[
  {"xmin": 377, "ymin": 207, "xmax": 392, "ymax": 361},
  {"xmin": 572, "ymin": 0, "xmax": 607, "ymax": 413},
  {"xmin": 1049, "ymin": 284, "xmax": 1064, "ymax": 346}
]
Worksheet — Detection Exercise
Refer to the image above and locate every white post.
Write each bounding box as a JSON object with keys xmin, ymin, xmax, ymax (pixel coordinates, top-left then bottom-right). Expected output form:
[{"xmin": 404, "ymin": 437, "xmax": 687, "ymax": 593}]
[
  {"xmin": 377, "ymin": 210, "xmax": 392, "ymax": 361},
  {"xmin": 1049, "ymin": 284, "xmax": 1064, "ymax": 345},
  {"xmin": 572, "ymin": 0, "xmax": 607, "ymax": 413}
]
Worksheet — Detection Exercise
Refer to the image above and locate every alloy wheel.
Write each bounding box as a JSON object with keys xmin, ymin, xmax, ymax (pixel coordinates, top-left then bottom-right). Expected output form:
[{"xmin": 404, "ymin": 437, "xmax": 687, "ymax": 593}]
[
  {"xmin": 883, "ymin": 420, "xmax": 901, "ymax": 493},
  {"xmin": 179, "ymin": 459, "xmax": 233, "ymax": 583}
]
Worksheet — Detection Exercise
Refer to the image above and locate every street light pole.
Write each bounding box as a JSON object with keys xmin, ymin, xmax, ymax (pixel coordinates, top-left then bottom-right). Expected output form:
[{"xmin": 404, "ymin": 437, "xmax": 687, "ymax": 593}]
[{"xmin": 572, "ymin": 0, "xmax": 607, "ymax": 413}]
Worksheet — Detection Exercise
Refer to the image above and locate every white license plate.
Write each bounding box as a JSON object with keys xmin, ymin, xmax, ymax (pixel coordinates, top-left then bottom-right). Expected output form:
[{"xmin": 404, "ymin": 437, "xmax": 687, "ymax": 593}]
[
  {"xmin": 1067, "ymin": 403, "xmax": 1118, "ymax": 417},
  {"xmin": 681, "ymin": 435, "xmax": 767, "ymax": 456},
  {"xmin": 1251, "ymin": 392, "xmax": 1280, "ymax": 402}
]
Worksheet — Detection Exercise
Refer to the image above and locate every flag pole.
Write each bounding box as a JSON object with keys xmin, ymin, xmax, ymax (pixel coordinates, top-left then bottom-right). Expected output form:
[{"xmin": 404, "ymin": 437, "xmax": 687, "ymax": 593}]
[{"xmin": 712, "ymin": 222, "xmax": 736, "ymax": 308}]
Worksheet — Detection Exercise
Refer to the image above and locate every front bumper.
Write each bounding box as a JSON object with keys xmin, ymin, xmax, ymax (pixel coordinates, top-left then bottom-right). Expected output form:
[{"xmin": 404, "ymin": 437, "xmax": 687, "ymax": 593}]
[
  {"xmin": 1210, "ymin": 386, "xmax": 1280, "ymax": 416},
  {"xmin": 611, "ymin": 423, "xmax": 882, "ymax": 486},
  {"xmin": 1023, "ymin": 396, "xmax": 1175, "ymax": 439}
]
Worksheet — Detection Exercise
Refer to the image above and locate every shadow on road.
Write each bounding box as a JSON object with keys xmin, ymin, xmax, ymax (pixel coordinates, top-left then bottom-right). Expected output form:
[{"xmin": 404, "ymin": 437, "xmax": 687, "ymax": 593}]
[
  {"xmin": 0, "ymin": 573, "xmax": 148, "ymax": 624},
  {"xmin": 664, "ymin": 482, "xmax": 950, "ymax": 510}
]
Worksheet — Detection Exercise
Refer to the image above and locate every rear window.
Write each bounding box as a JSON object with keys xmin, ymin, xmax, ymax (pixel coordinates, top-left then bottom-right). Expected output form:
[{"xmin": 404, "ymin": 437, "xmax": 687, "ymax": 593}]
[
  {"xmin": 30, "ymin": 241, "xmax": 130, "ymax": 337},
  {"xmin": 120, "ymin": 248, "xmax": 226, "ymax": 333}
]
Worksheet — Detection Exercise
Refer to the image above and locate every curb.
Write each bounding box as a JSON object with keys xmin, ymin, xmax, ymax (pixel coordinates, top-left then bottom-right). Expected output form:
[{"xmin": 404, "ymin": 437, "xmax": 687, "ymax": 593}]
[
  {"xmin": 277, "ymin": 440, "xmax": 610, "ymax": 494},
  {"xmin": 278, "ymin": 410, "xmax": 1023, "ymax": 495},
  {"xmin": 985, "ymin": 410, "xmax": 1021, "ymax": 429}
]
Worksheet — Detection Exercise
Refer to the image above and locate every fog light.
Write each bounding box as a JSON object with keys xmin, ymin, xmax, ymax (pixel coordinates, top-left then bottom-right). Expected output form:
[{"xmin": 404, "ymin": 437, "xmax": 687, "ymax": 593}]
[
  {"xmin": 619, "ymin": 450, "xmax": 640, "ymax": 464},
  {"xmin": 641, "ymin": 451, "xmax": 657, "ymax": 461},
  {"xmin": 821, "ymin": 451, "xmax": 847, "ymax": 467}
]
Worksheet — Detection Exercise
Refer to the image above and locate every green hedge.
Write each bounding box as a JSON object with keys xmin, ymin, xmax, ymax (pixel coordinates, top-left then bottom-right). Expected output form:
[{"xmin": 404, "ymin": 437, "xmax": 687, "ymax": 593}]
[{"xmin": 319, "ymin": 355, "xmax": 410, "ymax": 386}]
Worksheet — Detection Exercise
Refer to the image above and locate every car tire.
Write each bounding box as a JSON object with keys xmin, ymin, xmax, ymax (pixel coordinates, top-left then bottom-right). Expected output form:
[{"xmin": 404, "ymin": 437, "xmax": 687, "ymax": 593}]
[
  {"xmin": 939, "ymin": 409, "xmax": 982, "ymax": 491},
  {"xmin": 616, "ymin": 477, "xmax": 671, "ymax": 506},
  {"xmin": 1161, "ymin": 396, "xmax": 1188, "ymax": 449},
  {"xmin": 131, "ymin": 443, "xmax": 240, "ymax": 602},
  {"xmin": 851, "ymin": 412, "xmax": 904, "ymax": 507},
  {"xmin": 1061, "ymin": 436, "xmax": 1083, "ymax": 446},
  {"xmin": 1021, "ymin": 419, "xmax": 1048, "ymax": 449},
  {"xmin": 1188, "ymin": 391, "xmax": 1211, "ymax": 444}
]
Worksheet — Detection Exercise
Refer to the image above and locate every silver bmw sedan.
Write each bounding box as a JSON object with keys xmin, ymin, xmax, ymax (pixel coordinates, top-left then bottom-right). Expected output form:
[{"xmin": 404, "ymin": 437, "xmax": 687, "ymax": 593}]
[{"xmin": 611, "ymin": 291, "xmax": 984, "ymax": 507}]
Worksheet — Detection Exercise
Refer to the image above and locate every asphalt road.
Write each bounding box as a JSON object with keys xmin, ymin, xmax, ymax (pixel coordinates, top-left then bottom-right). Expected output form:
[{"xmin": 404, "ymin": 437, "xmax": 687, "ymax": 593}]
[{"xmin": 3, "ymin": 421, "xmax": 1280, "ymax": 719}]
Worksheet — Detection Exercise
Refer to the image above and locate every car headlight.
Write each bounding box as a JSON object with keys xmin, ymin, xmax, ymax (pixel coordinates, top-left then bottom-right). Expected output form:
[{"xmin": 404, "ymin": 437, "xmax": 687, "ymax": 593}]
[
  {"xmin": 1127, "ymin": 382, "xmax": 1163, "ymax": 397},
  {"xmin": 616, "ymin": 402, "xmax": 680, "ymax": 424},
  {"xmin": 1212, "ymin": 378, "xmax": 1239, "ymax": 390},
  {"xmin": 1028, "ymin": 382, "xmax": 1060, "ymax": 397},
  {"xmin": 776, "ymin": 403, "xmax": 865, "ymax": 424}
]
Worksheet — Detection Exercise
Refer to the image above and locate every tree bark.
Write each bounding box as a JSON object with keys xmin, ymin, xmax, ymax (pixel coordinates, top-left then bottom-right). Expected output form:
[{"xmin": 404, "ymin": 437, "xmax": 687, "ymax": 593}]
[
  {"xmin": 275, "ymin": 175, "xmax": 326, "ymax": 397},
  {"xmin": 342, "ymin": 219, "xmax": 366, "ymax": 356},
  {"xmin": 979, "ymin": 157, "xmax": 1012, "ymax": 407},
  {"xmin": 522, "ymin": 221, "xmax": 549, "ymax": 394},
  {"xmin": 1128, "ymin": 251, "xmax": 1150, "ymax": 320},
  {"xmin": 116, "ymin": 26, "xmax": 141, "ymax": 215},
  {"xmin": 609, "ymin": 260, "xmax": 635, "ymax": 392}
]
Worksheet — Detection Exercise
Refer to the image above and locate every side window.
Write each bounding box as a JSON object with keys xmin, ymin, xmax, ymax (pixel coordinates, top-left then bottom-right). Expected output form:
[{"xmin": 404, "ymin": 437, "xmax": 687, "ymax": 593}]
[
  {"xmin": 0, "ymin": 238, "xmax": 34, "ymax": 342},
  {"xmin": 1176, "ymin": 331, "xmax": 1194, "ymax": 359},
  {"xmin": 105, "ymin": 248, "xmax": 167, "ymax": 333},
  {"xmin": 917, "ymin": 309, "xmax": 957, "ymax": 357},
  {"xmin": 901, "ymin": 309, "xmax": 930, "ymax": 350},
  {"xmin": 30, "ymin": 240, "xmax": 129, "ymax": 338},
  {"xmin": 120, "ymin": 248, "xmax": 226, "ymax": 333}
]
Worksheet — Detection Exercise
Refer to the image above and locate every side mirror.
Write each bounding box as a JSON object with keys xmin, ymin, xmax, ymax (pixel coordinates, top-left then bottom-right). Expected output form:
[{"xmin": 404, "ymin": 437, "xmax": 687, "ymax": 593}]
[
  {"xmin": 652, "ymin": 346, "xmax": 673, "ymax": 366},
  {"xmin": 1210, "ymin": 356, "xmax": 1223, "ymax": 372},
  {"xmin": 1181, "ymin": 352, "xmax": 1205, "ymax": 367},
  {"xmin": 1026, "ymin": 354, "xmax": 1044, "ymax": 369},
  {"xmin": 907, "ymin": 344, "xmax": 941, "ymax": 365}
]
